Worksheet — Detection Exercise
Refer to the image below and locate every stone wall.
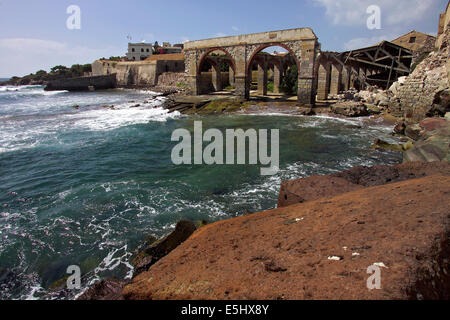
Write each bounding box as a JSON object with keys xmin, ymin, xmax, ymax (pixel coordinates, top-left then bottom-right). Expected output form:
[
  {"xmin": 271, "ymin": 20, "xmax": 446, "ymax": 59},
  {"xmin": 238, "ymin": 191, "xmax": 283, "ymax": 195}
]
[
  {"xmin": 44, "ymin": 74, "xmax": 116, "ymax": 91},
  {"xmin": 388, "ymin": 15, "xmax": 450, "ymax": 122},
  {"xmin": 92, "ymin": 59, "xmax": 185, "ymax": 87}
]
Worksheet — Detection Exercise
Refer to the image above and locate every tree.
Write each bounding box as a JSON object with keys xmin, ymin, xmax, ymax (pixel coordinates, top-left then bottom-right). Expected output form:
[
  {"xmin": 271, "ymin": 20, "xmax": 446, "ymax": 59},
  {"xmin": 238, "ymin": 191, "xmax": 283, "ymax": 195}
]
[
  {"xmin": 51, "ymin": 65, "xmax": 69, "ymax": 73},
  {"xmin": 280, "ymin": 65, "xmax": 298, "ymax": 95},
  {"xmin": 153, "ymin": 41, "xmax": 160, "ymax": 54}
]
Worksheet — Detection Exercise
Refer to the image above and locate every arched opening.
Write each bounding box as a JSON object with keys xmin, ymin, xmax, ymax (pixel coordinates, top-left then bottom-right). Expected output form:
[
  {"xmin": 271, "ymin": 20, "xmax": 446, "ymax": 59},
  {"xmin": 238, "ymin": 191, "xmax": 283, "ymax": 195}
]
[
  {"xmin": 246, "ymin": 44, "xmax": 300, "ymax": 100},
  {"xmin": 197, "ymin": 48, "xmax": 236, "ymax": 95}
]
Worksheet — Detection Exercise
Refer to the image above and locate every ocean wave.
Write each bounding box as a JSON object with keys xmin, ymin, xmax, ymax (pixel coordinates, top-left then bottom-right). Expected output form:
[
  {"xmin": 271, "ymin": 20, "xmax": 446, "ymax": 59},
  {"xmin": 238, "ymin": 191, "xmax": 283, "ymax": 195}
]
[{"xmin": 68, "ymin": 105, "xmax": 180, "ymax": 132}]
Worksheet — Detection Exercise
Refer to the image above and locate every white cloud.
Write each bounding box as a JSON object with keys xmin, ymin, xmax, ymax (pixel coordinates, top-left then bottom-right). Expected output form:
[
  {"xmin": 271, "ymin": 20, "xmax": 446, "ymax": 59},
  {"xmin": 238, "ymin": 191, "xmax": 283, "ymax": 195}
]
[
  {"xmin": 232, "ymin": 26, "xmax": 239, "ymax": 31},
  {"xmin": 0, "ymin": 38, "xmax": 121, "ymax": 77},
  {"xmin": 181, "ymin": 36, "xmax": 190, "ymax": 43},
  {"xmin": 313, "ymin": 0, "xmax": 437, "ymax": 27},
  {"xmin": 214, "ymin": 32, "xmax": 227, "ymax": 38},
  {"xmin": 343, "ymin": 33, "xmax": 401, "ymax": 50}
]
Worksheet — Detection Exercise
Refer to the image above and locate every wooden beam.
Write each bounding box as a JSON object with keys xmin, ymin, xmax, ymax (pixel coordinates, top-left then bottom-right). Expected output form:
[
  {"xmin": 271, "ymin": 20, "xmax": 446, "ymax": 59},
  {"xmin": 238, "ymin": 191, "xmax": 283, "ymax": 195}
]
[
  {"xmin": 374, "ymin": 47, "xmax": 381, "ymax": 61},
  {"xmin": 346, "ymin": 56, "xmax": 410, "ymax": 73},
  {"xmin": 386, "ymin": 58, "xmax": 395, "ymax": 90},
  {"xmin": 365, "ymin": 51, "xmax": 375, "ymax": 61},
  {"xmin": 379, "ymin": 48, "xmax": 411, "ymax": 73}
]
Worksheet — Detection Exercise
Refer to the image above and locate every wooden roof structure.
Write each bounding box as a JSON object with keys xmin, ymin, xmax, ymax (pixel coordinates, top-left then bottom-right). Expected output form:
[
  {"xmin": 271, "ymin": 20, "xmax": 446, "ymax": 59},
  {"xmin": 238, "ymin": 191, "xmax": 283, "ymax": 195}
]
[{"xmin": 331, "ymin": 40, "xmax": 413, "ymax": 89}]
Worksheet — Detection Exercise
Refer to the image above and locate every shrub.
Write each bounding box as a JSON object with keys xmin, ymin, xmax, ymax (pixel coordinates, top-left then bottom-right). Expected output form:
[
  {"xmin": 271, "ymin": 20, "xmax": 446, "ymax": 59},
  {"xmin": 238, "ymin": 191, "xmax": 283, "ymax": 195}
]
[{"xmin": 280, "ymin": 65, "xmax": 298, "ymax": 95}]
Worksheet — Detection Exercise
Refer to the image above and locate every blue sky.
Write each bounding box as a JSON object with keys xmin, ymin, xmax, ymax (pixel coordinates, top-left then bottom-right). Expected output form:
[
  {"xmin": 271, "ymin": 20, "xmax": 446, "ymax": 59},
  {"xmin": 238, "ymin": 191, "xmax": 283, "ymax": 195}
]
[{"xmin": 0, "ymin": 0, "xmax": 446, "ymax": 77}]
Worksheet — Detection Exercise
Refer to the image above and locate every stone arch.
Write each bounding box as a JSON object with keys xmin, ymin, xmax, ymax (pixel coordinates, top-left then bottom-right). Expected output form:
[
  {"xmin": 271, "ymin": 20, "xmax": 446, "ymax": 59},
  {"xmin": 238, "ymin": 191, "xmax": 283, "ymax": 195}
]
[
  {"xmin": 184, "ymin": 28, "xmax": 319, "ymax": 104},
  {"xmin": 245, "ymin": 42, "xmax": 301, "ymax": 75},
  {"xmin": 197, "ymin": 47, "xmax": 236, "ymax": 75},
  {"xmin": 195, "ymin": 48, "xmax": 237, "ymax": 94},
  {"xmin": 245, "ymin": 43, "xmax": 301, "ymax": 98}
]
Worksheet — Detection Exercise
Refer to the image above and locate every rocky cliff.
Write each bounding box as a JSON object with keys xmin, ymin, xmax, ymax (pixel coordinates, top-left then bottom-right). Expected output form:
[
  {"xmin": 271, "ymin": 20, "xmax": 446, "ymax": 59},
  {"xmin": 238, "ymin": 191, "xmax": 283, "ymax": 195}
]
[{"xmin": 121, "ymin": 162, "xmax": 450, "ymax": 300}]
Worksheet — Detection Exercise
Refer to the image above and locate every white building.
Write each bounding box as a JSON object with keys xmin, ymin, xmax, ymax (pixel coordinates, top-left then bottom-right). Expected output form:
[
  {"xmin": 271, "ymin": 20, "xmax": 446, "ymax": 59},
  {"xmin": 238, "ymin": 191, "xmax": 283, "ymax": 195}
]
[{"xmin": 126, "ymin": 42, "xmax": 153, "ymax": 61}]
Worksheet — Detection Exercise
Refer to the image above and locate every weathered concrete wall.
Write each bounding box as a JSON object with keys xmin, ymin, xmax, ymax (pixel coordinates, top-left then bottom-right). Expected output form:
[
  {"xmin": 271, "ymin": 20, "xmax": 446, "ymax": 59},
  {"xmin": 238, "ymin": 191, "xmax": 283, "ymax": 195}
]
[
  {"xmin": 92, "ymin": 58, "xmax": 184, "ymax": 87},
  {"xmin": 92, "ymin": 60, "xmax": 157, "ymax": 86},
  {"xmin": 45, "ymin": 74, "xmax": 116, "ymax": 91},
  {"xmin": 184, "ymin": 28, "xmax": 319, "ymax": 105}
]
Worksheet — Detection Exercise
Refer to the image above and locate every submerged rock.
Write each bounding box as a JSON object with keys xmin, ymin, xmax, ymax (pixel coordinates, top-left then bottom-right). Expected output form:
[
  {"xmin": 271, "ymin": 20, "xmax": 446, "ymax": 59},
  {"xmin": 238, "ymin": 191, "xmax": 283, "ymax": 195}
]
[
  {"xmin": 77, "ymin": 278, "xmax": 129, "ymax": 300},
  {"xmin": 393, "ymin": 121, "xmax": 406, "ymax": 135},
  {"xmin": 330, "ymin": 102, "xmax": 369, "ymax": 117},
  {"xmin": 405, "ymin": 123, "xmax": 423, "ymax": 141},
  {"xmin": 131, "ymin": 220, "xmax": 197, "ymax": 277},
  {"xmin": 371, "ymin": 138, "xmax": 406, "ymax": 153}
]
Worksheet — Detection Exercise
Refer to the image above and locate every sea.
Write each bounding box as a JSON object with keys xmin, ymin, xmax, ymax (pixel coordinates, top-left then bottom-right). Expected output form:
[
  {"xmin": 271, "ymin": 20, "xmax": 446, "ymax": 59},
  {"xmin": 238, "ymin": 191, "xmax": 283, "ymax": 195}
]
[{"xmin": 0, "ymin": 85, "xmax": 403, "ymax": 300}]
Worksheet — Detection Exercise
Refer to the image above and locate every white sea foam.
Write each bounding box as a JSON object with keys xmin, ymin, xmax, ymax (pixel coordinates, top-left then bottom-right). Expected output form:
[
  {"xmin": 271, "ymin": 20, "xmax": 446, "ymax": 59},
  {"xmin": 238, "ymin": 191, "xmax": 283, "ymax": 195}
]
[
  {"xmin": 69, "ymin": 104, "xmax": 180, "ymax": 131},
  {"xmin": 0, "ymin": 90, "xmax": 179, "ymax": 153}
]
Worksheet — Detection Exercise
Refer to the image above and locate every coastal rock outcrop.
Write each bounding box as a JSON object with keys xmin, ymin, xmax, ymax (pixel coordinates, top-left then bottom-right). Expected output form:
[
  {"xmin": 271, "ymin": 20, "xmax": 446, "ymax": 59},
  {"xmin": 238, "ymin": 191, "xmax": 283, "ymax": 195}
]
[
  {"xmin": 278, "ymin": 162, "xmax": 450, "ymax": 207},
  {"xmin": 401, "ymin": 117, "xmax": 450, "ymax": 163},
  {"xmin": 123, "ymin": 174, "xmax": 450, "ymax": 300},
  {"xmin": 131, "ymin": 220, "xmax": 197, "ymax": 277},
  {"xmin": 330, "ymin": 101, "xmax": 370, "ymax": 117},
  {"xmin": 78, "ymin": 278, "xmax": 129, "ymax": 300}
]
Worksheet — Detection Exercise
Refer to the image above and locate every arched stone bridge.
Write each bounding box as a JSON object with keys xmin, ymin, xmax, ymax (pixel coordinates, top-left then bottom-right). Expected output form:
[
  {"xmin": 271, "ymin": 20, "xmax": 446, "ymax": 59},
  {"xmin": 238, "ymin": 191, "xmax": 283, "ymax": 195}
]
[{"xmin": 183, "ymin": 28, "xmax": 319, "ymax": 105}]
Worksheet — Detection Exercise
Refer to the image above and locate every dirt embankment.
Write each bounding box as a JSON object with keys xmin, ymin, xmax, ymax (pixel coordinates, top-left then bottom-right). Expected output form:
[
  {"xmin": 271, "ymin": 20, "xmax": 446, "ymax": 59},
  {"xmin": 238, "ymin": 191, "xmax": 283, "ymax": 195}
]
[{"xmin": 122, "ymin": 162, "xmax": 450, "ymax": 300}]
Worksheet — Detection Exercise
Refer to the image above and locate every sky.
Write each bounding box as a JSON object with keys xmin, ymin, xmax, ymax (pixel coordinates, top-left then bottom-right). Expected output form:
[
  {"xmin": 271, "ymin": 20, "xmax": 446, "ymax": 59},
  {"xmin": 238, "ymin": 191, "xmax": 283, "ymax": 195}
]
[{"xmin": 0, "ymin": 0, "xmax": 446, "ymax": 77}]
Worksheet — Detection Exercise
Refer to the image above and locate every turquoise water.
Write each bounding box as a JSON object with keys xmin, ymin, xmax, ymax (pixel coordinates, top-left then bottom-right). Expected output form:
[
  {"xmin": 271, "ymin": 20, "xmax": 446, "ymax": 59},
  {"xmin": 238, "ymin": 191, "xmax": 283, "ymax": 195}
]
[{"xmin": 0, "ymin": 85, "xmax": 402, "ymax": 299}]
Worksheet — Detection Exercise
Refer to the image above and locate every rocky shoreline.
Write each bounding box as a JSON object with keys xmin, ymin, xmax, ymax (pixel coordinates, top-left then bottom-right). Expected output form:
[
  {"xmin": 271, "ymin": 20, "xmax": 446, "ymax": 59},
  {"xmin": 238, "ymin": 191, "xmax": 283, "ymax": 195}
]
[{"xmin": 78, "ymin": 161, "xmax": 450, "ymax": 300}]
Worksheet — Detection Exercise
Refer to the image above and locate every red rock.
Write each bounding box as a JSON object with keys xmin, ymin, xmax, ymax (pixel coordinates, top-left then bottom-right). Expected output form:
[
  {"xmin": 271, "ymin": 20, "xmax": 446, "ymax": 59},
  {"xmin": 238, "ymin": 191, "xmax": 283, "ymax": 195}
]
[
  {"xmin": 278, "ymin": 175, "xmax": 363, "ymax": 207},
  {"xmin": 123, "ymin": 175, "xmax": 450, "ymax": 300},
  {"xmin": 419, "ymin": 118, "xmax": 448, "ymax": 132},
  {"xmin": 278, "ymin": 162, "xmax": 450, "ymax": 207}
]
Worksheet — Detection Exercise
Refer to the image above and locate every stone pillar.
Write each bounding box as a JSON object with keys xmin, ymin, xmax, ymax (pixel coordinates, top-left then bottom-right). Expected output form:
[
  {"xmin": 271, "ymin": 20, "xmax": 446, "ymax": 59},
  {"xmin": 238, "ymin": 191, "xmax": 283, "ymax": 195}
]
[
  {"xmin": 341, "ymin": 67, "xmax": 350, "ymax": 91},
  {"xmin": 235, "ymin": 75, "xmax": 247, "ymax": 98},
  {"xmin": 274, "ymin": 64, "xmax": 282, "ymax": 94},
  {"xmin": 257, "ymin": 61, "xmax": 268, "ymax": 96},
  {"xmin": 211, "ymin": 64, "xmax": 222, "ymax": 91},
  {"xmin": 317, "ymin": 63, "xmax": 330, "ymax": 100},
  {"xmin": 350, "ymin": 66, "xmax": 359, "ymax": 90},
  {"xmin": 187, "ymin": 75, "xmax": 199, "ymax": 95},
  {"xmin": 229, "ymin": 66, "xmax": 235, "ymax": 87},
  {"xmin": 297, "ymin": 39, "xmax": 318, "ymax": 105},
  {"xmin": 329, "ymin": 64, "xmax": 342, "ymax": 95},
  {"xmin": 359, "ymin": 67, "xmax": 366, "ymax": 90}
]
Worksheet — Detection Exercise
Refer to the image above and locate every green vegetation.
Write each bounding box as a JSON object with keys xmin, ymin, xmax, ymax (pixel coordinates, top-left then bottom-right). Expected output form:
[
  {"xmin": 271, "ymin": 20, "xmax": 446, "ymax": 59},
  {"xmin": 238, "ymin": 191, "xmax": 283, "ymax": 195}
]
[
  {"xmin": 184, "ymin": 100, "xmax": 251, "ymax": 115},
  {"xmin": 280, "ymin": 65, "xmax": 298, "ymax": 95},
  {"xmin": 99, "ymin": 56, "xmax": 124, "ymax": 61},
  {"xmin": 267, "ymin": 81, "xmax": 274, "ymax": 92},
  {"xmin": 2, "ymin": 64, "xmax": 93, "ymax": 86},
  {"xmin": 371, "ymin": 139, "xmax": 413, "ymax": 153}
]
